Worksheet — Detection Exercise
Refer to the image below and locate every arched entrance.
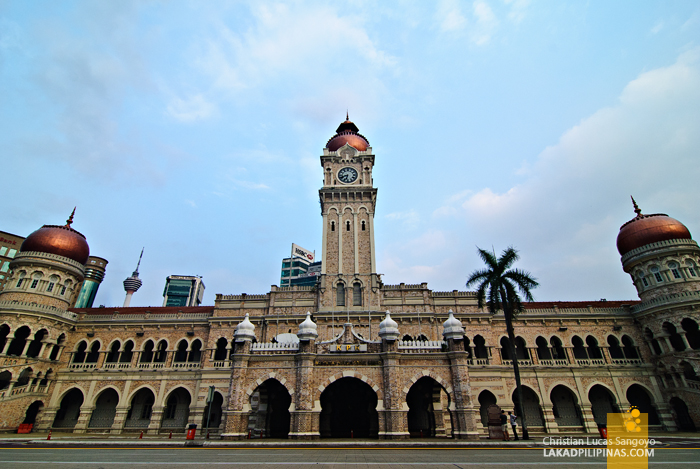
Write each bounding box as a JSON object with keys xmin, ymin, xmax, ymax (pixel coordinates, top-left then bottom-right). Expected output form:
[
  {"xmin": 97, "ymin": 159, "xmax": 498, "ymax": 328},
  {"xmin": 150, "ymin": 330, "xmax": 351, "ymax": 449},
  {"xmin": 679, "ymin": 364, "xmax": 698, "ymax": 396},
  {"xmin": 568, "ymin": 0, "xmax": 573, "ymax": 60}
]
[
  {"xmin": 320, "ymin": 377, "xmax": 378, "ymax": 438},
  {"xmin": 202, "ymin": 392, "xmax": 224, "ymax": 431},
  {"xmin": 626, "ymin": 384, "xmax": 660, "ymax": 425},
  {"xmin": 670, "ymin": 397, "xmax": 696, "ymax": 431},
  {"xmin": 23, "ymin": 401, "xmax": 44, "ymax": 425},
  {"xmin": 52, "ymin": 388, "xmax": 84, "ymax": 429},
  {"xmin": 249, "ymin": 379, "xmax": 291, "ymax": 438},
  {"xmin": 406, "ymin": 377, "xmax": 452, "ymax": 438},
  {"xmin": 588, "ymin": 385, "xmax": 619, "ymax": 426},
  {"xmin": 512, "ymin": 387, "xmax": 544, "ymax": 429},
  {"xmin": 478, "ymin": 390, "xmax": 497, "ymax": 428},
  {"xmin": 88, "ymin": 388, "xmax": 119, "ymax": 429},
  {"xmin": 551, "ymin": 385, "xmax": 583, "ymax": 428},
  {"xmin": 161, "ymin": 387, "xmax": 191, "ymax": 431},
  {"xmin": 124, "ymin": 388, "xmax": 155, "ymax": 430}
]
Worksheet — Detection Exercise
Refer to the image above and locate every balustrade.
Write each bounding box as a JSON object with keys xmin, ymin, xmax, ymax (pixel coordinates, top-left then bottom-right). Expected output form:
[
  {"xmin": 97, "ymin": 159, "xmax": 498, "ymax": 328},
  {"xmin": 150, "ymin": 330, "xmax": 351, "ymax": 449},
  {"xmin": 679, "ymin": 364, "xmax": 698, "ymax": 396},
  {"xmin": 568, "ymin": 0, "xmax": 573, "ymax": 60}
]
[{"xmin": 397, "ymin": 340, "xmax": 445, "ymax": 353}]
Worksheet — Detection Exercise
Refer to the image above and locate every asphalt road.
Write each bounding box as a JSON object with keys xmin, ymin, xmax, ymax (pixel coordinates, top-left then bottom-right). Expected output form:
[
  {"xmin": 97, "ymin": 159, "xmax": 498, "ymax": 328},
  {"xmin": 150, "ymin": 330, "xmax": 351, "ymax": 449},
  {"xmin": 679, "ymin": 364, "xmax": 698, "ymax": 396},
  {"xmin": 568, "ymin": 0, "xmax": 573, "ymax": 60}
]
[{"xmin": 1, "ymin": 447, "xmax": 699, "ymax": 468}]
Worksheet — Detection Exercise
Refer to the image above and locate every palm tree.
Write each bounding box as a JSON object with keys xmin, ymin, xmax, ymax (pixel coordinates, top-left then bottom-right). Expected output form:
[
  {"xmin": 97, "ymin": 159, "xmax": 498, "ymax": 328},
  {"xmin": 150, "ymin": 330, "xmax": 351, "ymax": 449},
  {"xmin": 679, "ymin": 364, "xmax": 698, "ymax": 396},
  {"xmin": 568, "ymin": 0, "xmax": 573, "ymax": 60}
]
[{"xmin": 467, "ymin": 246, "xmax": 538, "ymax": 440}]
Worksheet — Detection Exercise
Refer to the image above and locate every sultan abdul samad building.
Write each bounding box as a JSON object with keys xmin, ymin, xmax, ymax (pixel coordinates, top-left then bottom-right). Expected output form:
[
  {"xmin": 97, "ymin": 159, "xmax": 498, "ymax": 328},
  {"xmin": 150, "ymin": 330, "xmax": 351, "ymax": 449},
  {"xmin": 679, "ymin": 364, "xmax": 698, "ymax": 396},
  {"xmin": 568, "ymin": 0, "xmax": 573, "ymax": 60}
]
[{"xmin": 1, "ymin": 118, "xmax": 699, "ymax": 438}]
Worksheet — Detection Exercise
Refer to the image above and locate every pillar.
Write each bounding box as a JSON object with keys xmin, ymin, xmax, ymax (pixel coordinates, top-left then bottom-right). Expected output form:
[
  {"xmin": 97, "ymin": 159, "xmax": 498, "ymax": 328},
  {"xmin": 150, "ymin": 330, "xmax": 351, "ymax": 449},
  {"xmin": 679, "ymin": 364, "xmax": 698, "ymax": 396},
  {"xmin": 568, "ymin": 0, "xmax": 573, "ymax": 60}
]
[
  {"xmin": 379, "ymin": 338, "xmax": 409, "ymax": 439},
  {"xmin": 148, "ymin": 405, "xmax": 164, "ymax": 435},
  {"xmin": 446, "ymin": 338, "xmax": 480, "ymax": 440},
  {"xmin": 222, "ymin": 340, "xmax": 251, "ymax": 440},
  {"xmin": 73, "ymin": 405, "xmax": 94, "ymax": 433},
  {"xmin": 20, "ymin": 339, "xmax": 32, "ymax": 357},
  {"xmin": 290, "ymin": 340, "xmax": 319, "ymax": 439}
]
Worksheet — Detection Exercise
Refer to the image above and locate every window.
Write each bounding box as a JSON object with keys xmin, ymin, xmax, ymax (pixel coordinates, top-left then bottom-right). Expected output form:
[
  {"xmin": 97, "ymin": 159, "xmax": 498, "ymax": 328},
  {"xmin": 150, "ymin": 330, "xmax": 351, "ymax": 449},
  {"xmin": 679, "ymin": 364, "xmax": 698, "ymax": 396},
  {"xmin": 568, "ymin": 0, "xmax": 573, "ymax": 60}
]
[
  {"xmin": 669, "ymin": 262, "xmax": 681, "ymax": 279},
  {"xmin": 353, "ymin": 282, "xmax": 362, "ymax": 306},
  {"xmin": 61, "ymin": 286, "xmax": 67, "ymax": 295},
  {"xmin": 361, "ymin": 220, "xmax": 366, "ymax": 231},
  {"xmin": 651, "ymin": 266, "xmax": 663, "ymax": 283},
  {"xmin": 336, "ymin": 283, "xmax": 345, "ymax": 306},
  {"xmin": 47, "ymin": 282, "xmax": 54, "ymax": 292},
  {"xmin": 0, "ymin": 247, "xmax": 7, "ymax": 256},
  {"xmin": 30, "ymin": 279, "xmax": 38, "ymax": 289},
  {"xmin": 17, "ymin": 278, "xmax": 24, "ymax": 287},
  {"xmin": 642, "ymin": 278, "xmax": 648, "ymax": 287},
  {"xmin": 0, "ymin": 262, "xmax": 8, "ymax": 273},
  {"xmin": 7, "ymin": 249, "xmax": 16, "ymax": 258},
  {"xmin": 331, "ymin": 221, "xmax": 335, "ymax": 232},
  {"xmin": 686, "ymin": 260, "xmax": 697, "ymax": 277},
  {"xmin": 346, "ymin": 221, "xmax": 351, "ymax": 231},
  {"xmin": 282, "ymin": 262, "xmax": 290, "ymax": 268}
]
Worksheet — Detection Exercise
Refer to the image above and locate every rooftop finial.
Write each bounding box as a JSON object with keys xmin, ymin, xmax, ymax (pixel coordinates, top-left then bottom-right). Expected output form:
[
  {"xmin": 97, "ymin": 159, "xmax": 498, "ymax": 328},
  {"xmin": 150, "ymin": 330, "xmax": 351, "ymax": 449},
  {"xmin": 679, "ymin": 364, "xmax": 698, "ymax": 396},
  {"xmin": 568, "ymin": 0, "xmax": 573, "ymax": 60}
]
[
  {"xmin": 346, "ymin": 110, "xmax": 349, "ymax": 121},
  {"xmin": 631, "ymin": 196, "xmax": 642, "ymax": 217},
  {"xmin": 134, "ymin": 248, "xmax": 144, "ymax": 275},
  {"xmin": 66, "ymin": 207, "xmax": 76, "ymax": 227}
]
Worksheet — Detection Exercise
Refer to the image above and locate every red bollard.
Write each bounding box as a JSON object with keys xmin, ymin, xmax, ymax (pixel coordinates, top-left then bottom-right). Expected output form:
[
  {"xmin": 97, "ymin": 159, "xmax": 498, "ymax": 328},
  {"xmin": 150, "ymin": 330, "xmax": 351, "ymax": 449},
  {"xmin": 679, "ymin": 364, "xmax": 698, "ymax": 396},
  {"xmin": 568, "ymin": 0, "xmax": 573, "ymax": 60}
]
[
  {"xmin": 206, "ymin": 431, "xmax": 210, "ymax": 440},
  {"xmin": 260, "ymin": 430, "xmax": 263, "ymax": 439},
  {"xmin": 351, "ymin": 430, "xmax": 354, "ymax": 439},
  {"xmin": 169, "ymin": 432, "xmax": 172, "ymax": 439},
  {"xmin": 247, "ymin": 430, "xmax": 251, "ymax": 439},
  {"xmin": 47, "ymin": 430, "xmax": 52, "ymax": 440},
  {"xmin": 139, "ymin": 431, "xmax": 143, "ymax": 439}
]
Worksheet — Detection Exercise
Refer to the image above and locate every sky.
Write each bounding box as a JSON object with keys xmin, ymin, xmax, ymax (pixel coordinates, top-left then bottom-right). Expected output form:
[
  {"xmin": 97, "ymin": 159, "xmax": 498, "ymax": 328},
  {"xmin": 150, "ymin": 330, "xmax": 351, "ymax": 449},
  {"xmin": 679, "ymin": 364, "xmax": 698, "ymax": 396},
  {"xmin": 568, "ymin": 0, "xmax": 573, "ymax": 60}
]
[{"xmin": 1, "ymin": 0, "xmax": 700, "ymax": 307}]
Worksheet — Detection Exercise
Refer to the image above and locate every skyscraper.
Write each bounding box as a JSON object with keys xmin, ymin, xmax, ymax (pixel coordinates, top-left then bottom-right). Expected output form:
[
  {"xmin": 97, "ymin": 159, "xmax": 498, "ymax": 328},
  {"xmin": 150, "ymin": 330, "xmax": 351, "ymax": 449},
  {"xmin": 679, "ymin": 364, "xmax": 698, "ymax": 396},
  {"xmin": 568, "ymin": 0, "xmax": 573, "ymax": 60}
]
[{"xmin": 162, "ymin": 275, "xmax": 205, "ymax": 307}]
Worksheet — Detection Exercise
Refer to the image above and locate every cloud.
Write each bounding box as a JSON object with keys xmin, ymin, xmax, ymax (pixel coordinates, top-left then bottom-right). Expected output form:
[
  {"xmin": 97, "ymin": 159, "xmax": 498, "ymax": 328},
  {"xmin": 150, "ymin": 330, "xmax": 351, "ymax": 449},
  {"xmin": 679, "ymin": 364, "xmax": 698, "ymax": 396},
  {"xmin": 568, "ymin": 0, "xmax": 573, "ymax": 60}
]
[
  {"xmin": 435, "ymin": 0, "xmax": 500, "ymax": 45},
  {"xmin": 166, "ymin": 94, "xmax": 216, "ymax": 122},
  {"xmin": 504, "ymin": 0, "xmax": 530, "ymax": 24},
  {"xmin": 651, "ymin": 20, "xmax": 664, "ymax": 34},
  {"xmin": 396, "ymin": 49, "xmax": 700, "ymax": 300},
  {"xmin": 385, "ymin": 210, "xmax": 420, "ymax": 228}
]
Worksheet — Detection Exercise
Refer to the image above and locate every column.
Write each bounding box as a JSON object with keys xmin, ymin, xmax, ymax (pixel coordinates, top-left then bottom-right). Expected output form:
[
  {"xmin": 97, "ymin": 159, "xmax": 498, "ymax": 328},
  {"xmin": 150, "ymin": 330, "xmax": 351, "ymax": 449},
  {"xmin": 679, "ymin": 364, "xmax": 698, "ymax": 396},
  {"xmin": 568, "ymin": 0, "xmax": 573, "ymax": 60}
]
[
  {"xmin": 54, "ymin": 346, "xmax": 65, "ymax": 361},
  {"xmin": 73, "ymin": 406, "xmax": 94, "ymax": 433},
  {"xmin": 222, "ymin": 341, "xmax": 252, "ymax": 440},
  {"xmin": 564, "ymin": 347, "xmax": 576, "ymax": 365},
  {"xmin": 379, "ymin": 338, "xmax": 409, "ymax": 439},
  {"xmin": 655, "ymin": 403, "xmax": 678, "ymax": 432},
  {"xmin": 290, "ymin": 340, "xmax": 319, "ymax": 439},
  {"xmin": 447, "ymin": 339, "xmax": 480, "ymax": 440},
  {"xmin": 148, "ymin": 405, "xmax": 165, "ymax": 434},
  {"xmin": 20, "ymin": 339, "xmax": 32, "ymax": 357},
  {"xmin": 602, "ymin": 347, "xmax": 612, "ymax": 364},
  {"xmin": 1, "ymin": 340, "xmax": 11, "ymax": 355},
  {"xmin": 660, "ymin": 335, "xmax": 673, "ymax": 354},
  {"xmin": 38, "ymin": 341, "xmax": 49, "ymax": 359},
  {"xmin": 528, "ymin": 347, "xmax": 538, "ymax": 365},
  {"xmin": 680, "ymin": 334, "xmax": 691, "ymax": 350}
]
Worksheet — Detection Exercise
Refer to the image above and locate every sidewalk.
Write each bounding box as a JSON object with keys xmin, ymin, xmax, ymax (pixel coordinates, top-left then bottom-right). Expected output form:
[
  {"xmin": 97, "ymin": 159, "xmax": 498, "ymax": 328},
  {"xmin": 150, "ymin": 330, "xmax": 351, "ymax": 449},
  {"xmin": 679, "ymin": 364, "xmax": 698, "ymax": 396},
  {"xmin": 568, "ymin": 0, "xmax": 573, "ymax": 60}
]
[{"xmin": 1, "ymin": 431, "xmax": 699, "ymax": 448}]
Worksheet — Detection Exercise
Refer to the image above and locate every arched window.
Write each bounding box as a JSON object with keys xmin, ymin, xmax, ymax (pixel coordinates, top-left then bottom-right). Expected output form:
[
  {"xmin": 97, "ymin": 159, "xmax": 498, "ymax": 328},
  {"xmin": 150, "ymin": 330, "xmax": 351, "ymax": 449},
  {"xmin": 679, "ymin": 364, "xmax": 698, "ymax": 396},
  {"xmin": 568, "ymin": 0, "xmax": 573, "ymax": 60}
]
[
  {"xmin": 668, "ymin": 262, "xmax": 682, "ymax": 279},
  {"xmin": 47, "ymin": 275, "xmax": 59, "ymax": 293},
  {"xmin": 637, "ymin": 271, "xmax": 648, "ymax": 287},
  {"xmin": 331, "ymin": 221, "xmax": 335, "ymax": 232},
  {"xmin": 188, "ymin": 340, "xmax": 202, "ymax": 363},
  {"xmin": 685, "ymin": 259, "xmax": 697, "ymax": 277},
  {"xmin": 16, "ymin": 271, "xmax": 26, "ymax": 288},
  {"xmin": 361, "ymin": 220, "xmax": 366, "ymax": 231},
  {"xmin": 30, "ymin": 272, "xmax": 42, "ymax": 289},
  {"xmin": 572, "ymin": 336, "xmax": 587, "ymax": 359},
  {"xmin": 550, "ymin": 336, "xmax": 566, "ymax": 360},
  {"xmin": 663, "ymin": 322, "xmax": 686, "ymax": 351},
  {"xmin": 650, "ymin": 266, "xmax": 663, "ymax": 283},
  {"xmin": 336, "ymin": 283, "xmax": 345, "ymax": 306},
  {"xmin": 644, "ymin": 328, "xmax": 663, "ymax": 355},
  {"xmin": 621, "ymin": 335, "xmax": 640, "ymax": 359},
  {"xmin": 585, "ymin": 336, "xmax": 602, "ymax": 359},
  {"xmin": 473, "ymin": 335, "xmax": 488, "ymax": 359},
  {"xmin": 607, "ymin": 335, "xmax": 624, "ymax": 359},
  {"xmin": 154, "ymin": 340, "xmax": 168, "ymax": 363},
  {"xmin": 140, "ymin": 340, "xmax": 154, "ymax": 363},
  {"xmin": 346, "ymin": 220, "xmax": 351, "ymax": 231},
  {"xmin": 174, "ymin": 340, "xmax": 188, "ymax": 362},
  {"xmin": 353, "ymin": 282, "xmax": 362, "ymax": 306},
  {"xmin": 681, "ymin": 318, "xmax": 700, "ymax": 350},
  {"xmin": 535, "ymin": 336, "xmax": 551, "ymax": 360},
  {"xmin": 106, "ymin": 341, "xmax": 121, "ymax": 363},
  {"xmin": 120, "ymin": 341, "xmax": 134, "ymax": 363},
  {"xmin": 72, "ymin": 341, "xmax": 88, "ymax": 364},
  {"xmin": 214, "ymin": 338, "xmax": 228, "ymax": 361}
]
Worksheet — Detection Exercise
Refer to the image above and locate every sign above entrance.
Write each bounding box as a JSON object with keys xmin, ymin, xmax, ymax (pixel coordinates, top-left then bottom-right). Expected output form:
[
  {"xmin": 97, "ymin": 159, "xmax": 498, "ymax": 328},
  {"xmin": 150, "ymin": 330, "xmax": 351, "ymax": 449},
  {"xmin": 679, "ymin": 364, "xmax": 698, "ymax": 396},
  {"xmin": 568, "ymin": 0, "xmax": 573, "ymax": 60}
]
[{"xmin": 331, "ymin": 344, "xmax": 368, "ymax": 352}]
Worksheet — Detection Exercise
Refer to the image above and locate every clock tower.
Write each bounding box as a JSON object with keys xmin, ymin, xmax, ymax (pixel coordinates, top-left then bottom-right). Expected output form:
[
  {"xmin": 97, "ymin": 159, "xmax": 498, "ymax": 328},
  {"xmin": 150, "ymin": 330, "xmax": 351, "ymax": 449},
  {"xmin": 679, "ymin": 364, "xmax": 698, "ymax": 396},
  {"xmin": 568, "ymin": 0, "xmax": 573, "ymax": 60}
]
[{"xmin": 318, "ymin": 116, "xmax": 380, "ymax": 311}]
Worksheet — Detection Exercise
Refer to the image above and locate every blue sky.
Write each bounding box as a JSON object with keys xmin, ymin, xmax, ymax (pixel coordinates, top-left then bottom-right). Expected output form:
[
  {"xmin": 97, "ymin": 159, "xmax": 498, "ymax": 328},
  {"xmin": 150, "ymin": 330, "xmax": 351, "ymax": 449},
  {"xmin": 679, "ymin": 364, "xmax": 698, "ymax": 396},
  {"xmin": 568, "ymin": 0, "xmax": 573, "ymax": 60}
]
[{"xmin": 2, "ymin": 1, "xmax": 700, "ymax": 307}]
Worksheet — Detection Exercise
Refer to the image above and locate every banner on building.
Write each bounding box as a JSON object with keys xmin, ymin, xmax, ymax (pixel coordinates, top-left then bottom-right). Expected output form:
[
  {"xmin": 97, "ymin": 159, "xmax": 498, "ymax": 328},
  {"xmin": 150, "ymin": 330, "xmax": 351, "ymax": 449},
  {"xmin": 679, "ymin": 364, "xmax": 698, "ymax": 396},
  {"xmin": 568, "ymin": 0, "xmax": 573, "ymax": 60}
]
[{"xmin": 291, "ymin": 243, "xmax": 314, "ymax": 262}]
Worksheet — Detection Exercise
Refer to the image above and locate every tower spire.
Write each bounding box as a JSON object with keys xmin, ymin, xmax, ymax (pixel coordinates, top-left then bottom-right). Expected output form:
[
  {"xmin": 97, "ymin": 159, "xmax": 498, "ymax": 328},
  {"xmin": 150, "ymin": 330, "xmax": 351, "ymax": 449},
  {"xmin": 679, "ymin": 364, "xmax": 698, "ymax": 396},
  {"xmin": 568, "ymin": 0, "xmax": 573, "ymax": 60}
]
[
  {"xmin": 66, "ymin": 207, "xmax": 76, "ymax": 227},
  {"xmin": 631, "ymin": 196, "xmax": 642, "ymax": 217},
  {"xmin": 134, "ymin": 247, "xmax": 144, "ymax": 275}
]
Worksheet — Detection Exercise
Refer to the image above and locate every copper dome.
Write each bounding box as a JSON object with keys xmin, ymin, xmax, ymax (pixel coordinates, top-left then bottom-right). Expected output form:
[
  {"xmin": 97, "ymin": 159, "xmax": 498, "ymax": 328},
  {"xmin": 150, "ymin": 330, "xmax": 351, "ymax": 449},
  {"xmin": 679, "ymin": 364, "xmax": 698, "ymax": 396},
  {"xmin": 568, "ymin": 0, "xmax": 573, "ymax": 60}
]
[
  {"xmin": 20, "ymin": 210, "xmax": 90, "ymax": 265},
  {"xmin": 616, "ymin": 198, "xmax": 692, "ymax": 256},
  {"xmin": 325, "ymin": 115, "xmax": 370, "ymax": 152}
]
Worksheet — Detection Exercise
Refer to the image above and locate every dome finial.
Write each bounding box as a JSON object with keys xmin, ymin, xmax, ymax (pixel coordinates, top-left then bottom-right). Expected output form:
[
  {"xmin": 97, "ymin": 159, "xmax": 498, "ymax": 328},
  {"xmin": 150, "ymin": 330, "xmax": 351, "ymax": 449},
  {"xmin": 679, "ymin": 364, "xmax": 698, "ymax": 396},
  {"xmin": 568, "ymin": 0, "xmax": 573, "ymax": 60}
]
[
  {"xmin": 346, "ymin": 110, "xmax": 349, "ymax": 121},
  {"xmin": 66, "ymin": 207, "xmax": 76, "ymax": 227},
  {"xmin": 631, "ymin": 196, "xmax": 642, "ymax": 217}
]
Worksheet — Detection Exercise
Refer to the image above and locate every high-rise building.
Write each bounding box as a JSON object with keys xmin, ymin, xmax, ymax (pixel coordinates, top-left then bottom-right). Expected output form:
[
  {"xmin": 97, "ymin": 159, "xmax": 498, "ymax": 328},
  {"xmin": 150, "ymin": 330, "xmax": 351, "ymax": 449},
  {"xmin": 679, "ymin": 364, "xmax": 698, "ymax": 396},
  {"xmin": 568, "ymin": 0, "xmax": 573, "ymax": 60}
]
[
  {"xmin": 280, "ymin": 244, "xmax": 319, "ymax": 287},
  {"xmin": 74, "ymin": 256, "xmax": 108, "ymax": 308},
  {"xmin": 162, "ymin": 275, "xmax": 205, "ymax": 307},
  {"xmin": 0, "ymin": 231, "xmax": 24, "ymax": 291}
]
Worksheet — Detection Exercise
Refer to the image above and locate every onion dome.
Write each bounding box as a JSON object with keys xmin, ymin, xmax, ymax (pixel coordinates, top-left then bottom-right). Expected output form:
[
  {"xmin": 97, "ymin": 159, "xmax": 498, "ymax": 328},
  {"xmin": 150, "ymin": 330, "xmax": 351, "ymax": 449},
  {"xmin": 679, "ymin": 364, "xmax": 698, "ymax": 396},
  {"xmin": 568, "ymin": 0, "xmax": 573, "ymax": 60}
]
[
  {"xmin": 442, "ymin": 310, "xmax": 464, "ymax": 340},
  {"xmin": 297, "ymin": 311, "xmax": 318, "ymax": 341},
  {"xmin": 378, "ymin": 311, "xmax": 400, "ymax": 341},
  {"xmin": 20, "ymin": 208, "xmax": 90, "ymax": 265},
  {"xmin": 234, "ymin": 313, "xmax": 256, "ymax": 342},
  {"xmin": 617, "ymin": 197, "xmax": 692, "ymax": 256},
  {"xmin": 325, "ymin": 113, "xmax": 370, "ymax": 151}
]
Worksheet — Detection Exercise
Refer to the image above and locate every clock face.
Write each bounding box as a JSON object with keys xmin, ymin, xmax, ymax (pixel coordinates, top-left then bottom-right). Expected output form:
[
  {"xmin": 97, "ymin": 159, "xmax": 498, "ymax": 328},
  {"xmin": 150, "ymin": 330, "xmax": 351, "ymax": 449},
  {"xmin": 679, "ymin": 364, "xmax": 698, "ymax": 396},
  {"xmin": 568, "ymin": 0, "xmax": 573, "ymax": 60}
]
[{"xmin": 338, "ymin": 167, "xmax": 358, "ymax": 184}]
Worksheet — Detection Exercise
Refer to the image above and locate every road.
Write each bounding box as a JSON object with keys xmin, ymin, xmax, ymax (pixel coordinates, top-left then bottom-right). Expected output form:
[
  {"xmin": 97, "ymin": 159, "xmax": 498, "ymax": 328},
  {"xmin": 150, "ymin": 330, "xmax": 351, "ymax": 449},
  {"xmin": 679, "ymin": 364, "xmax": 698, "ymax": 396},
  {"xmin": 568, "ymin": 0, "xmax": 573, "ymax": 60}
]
[{"xmin": 1, "ymin": 447, "xmax": 699, "ymax": 468}]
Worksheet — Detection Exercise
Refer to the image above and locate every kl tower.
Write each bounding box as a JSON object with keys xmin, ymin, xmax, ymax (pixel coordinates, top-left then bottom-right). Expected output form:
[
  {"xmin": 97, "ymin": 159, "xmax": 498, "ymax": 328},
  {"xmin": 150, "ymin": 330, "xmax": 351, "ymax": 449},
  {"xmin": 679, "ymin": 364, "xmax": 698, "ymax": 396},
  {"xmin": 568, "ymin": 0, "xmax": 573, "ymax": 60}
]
[{"xmin": 122, "ymin": 249, "xmax": 144, "ymax": 307}]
